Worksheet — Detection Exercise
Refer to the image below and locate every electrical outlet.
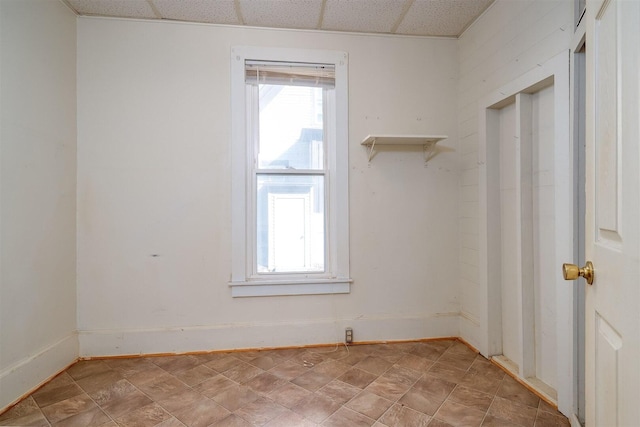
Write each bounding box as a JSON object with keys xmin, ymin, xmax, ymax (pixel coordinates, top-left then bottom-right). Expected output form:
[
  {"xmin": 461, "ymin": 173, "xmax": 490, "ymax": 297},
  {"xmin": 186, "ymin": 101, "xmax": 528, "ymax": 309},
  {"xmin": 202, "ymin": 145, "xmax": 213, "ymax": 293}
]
[{"xmin": 345, "ymin": 327, "xmax": 353, "ymax": 344}]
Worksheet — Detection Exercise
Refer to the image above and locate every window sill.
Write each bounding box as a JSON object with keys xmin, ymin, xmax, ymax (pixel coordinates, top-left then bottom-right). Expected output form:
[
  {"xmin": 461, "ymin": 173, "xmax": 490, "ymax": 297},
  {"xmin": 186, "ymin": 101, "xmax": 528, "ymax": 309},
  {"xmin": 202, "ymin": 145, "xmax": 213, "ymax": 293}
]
[{"xmin": 229, "ymin": 278, "xmax": 352, "ymax": 297}]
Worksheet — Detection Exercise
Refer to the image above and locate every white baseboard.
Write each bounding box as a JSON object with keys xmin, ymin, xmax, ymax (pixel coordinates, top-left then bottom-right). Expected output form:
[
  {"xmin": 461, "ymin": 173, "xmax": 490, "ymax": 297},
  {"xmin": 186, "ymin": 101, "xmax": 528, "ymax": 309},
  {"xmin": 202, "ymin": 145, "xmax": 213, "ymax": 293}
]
[
  {"xmin": 0, "ymin": 333, "xmax": 78, "ymax": 411},
  {"xmin": 79, "ymin": 312, "xmax": 460, "ymax": 357}
]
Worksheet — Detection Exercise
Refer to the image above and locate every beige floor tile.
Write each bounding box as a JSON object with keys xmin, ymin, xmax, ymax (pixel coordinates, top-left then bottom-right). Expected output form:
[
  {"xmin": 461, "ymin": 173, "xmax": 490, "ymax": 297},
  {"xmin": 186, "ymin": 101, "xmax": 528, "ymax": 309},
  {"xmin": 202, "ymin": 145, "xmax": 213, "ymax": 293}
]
[
  {"xmin": 66, "ymin": 361, "xmax": 112, "ymax": 381},
  {"xmin": 316, "ymin": 380, "xmax": 361, "ymax": 404},
  {"xmin": 211, "ymin": 384, "xmax": 260, "ymax": 411},
  {"xmin": 268, "ymin": 382, "xmax": 313, "ymax": 409},
  {"xmin": 51, "ymin": 406, "xmax": 110, "ymax": 427},
  {"xmin": 0, "ymin": 396, "xmax": 37, "ymax": 420},
  {"xmin": 365, "ymin": 375, "xmax": 413, "ymax": 401},
  {"xmin": 91, "ymin": 378, "xmax": 138, "ymax": 405},
  {"xmin": 412, "ymin": 375, "xmax": 456, "ymax": 399},
  {"xmin": 245, "ymin": 372, "xmax": 287, "ymax": 394},
  {"xmin": 433, "ymin": 400, "xmax": 485, "ymax": 427},
  {"xmin": 427, "ymin": 362, "xmax": 468, "ymax": 384},
  {"xmin": 248, "ymin": 355, "xmax": 280, "ymax": 370},
  {"xmin": 263, "ymin": 409, "xmax": 318, "ymax": 426},
  {"xmin": 496, "ymin": 376, "xmax": 540, "ymax": 408},
  {"xmin": 354, "ymin": 357, "xmax": 393, "ymax": 376},
  {"xmin": 322, "ymin": 407, "xmax": 375, "ymax": 427},
  {"xmin": 268, "ymin": 359, "xmax": 311, "ymax": 381},
  {"xmin": 233, "ymin": 396, "xmax": 287, "ymax": 425},
  {"xmin": 398, "ymin": 388, "xmax": 447, "ymax": 416},
  {"xmin": 379, "ymin": 403, "xmax": 431, "ymax": 427},
  {"xmin": 221, "ymin": 362, "xmax": 264, "ymax": 384},
  {"xmin": 171, "ymin": 397, "xmax": 229, "ymax": 427},
  {"xmin": 534, "ymin": 409, "xmax": 571, "ymax": 427},
  {"xmin": 337, "ymin": 367, "xmax": 377, "ymax": 389},
  {"xmin": 126, "ymin": 366, "xmax": 172, "ymax": 387},
  {"xmin": 428, "ymin": 418, "xmax": 455, "ymax": 427},
  {"xmin": 481, "ymin": 414, "xmax": 519, "ymax": 426},
  {"xmin": 136, "ymin": 376, "xmax": 190, "ymax": 402},
  {"xmin": 345, "ymin": 391, "xmax": 393, "ymax": 420},
  {"xmin": 113, "ymin": 402, "xmax": 172, "ymax": 427},
  {"xmin": 32, "ymin": 382, "xmax": 85, "ymax": 408},
  {"xmin": 173, "ymin": 364, "xmax": 218, "ymax": 386},
  {"xmin": 447, "ymin": 385, "xmax": 494, "ymax": 412},
  {"xmin": 41, "ymin": 393, "xmax": 97, "ymax": 424},
  {"xmin": 157, "ymin": 389, "xmax": 203, "ymax": 413},
  {"xmin": 150, "ymin": 355, "xmax": 201, "ymax": 374},
  {"xmin": 154, "ymin": 417, "xmax": 187, "ymax": 427},
  {"xmin": 37, "ymin": 372, "xmax": 75, "ymax": 392},
  {"xmin": 487, "ymin": 396, "xmax": 538, "ymax": 427},
  {"xmin": 205, "ymin": 356, "xmax": 243, "ymax": 373},
  {"xmin": 76, "ymin": 370, "xmax": 125, "ymax": 396},
  {"xmin": 396, "ymin": 353, "xmax": 433, "ymax": 372},
  {"xmin": 291, "ymin": 370, "xmax": 334, "ymax": 392},
  {"xmin": 292, "ymin": 394, "xmax": 341, "ymax": 423},
  {"xmin": 100, "ymin": 389, "xmax": 153, "ymax": 419},
  {"xmin": 103, "ymin": 357, "xmax": 158, "ymax": 378},
  {"xmin": 192, "ymin": 374, "xmax": 237, "ymax": 399},
  {"xmin": 468, "ymin": 358, "xmax": 505, "ymax": 381},
  {"xmin": 208, "ymin": 414, "xmax": 253, "ymax": 427},
  {"xmin": 0, "ymin": 397, "xmax": 49, "ymax": 427},
  {"xmin": 458, "ymin": 371, "xmax": 503, "ymax": 395}
]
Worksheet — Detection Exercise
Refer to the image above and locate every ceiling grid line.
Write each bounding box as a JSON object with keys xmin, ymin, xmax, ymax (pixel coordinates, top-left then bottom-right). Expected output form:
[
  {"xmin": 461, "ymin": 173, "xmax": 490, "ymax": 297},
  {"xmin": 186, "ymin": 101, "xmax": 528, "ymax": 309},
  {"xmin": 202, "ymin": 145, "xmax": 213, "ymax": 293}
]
[
  {"xmin": 234, "ymin": 0, "xmax": 245, "ymax": 26},
  {"xmin": 316, "ymin": 0, "xmax": 327, "ymax": 30},
  {"xmin": 391, "ymin": 0, "xmax": 416, "ymax": 33},
  {"xmin": 145, "ymin": 0, "xmax": 162, "ymax": 19}
]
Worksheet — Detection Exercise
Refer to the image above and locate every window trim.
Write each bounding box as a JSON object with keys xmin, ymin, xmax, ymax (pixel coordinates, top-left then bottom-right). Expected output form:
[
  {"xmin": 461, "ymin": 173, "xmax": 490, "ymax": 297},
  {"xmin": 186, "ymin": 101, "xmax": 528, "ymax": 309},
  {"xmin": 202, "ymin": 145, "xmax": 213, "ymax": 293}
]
[{"xmin": 230, "ymin": 46, "xmax": 351, "ymax": 297}]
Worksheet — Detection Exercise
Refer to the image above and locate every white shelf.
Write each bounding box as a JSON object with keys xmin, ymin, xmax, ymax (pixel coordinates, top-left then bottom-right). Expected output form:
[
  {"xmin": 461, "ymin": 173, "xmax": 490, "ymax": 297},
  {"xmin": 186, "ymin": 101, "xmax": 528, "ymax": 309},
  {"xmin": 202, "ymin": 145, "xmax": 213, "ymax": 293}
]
[{"xmin": 360, "ymin": 134, "xmax": 448, "ymax": 162}]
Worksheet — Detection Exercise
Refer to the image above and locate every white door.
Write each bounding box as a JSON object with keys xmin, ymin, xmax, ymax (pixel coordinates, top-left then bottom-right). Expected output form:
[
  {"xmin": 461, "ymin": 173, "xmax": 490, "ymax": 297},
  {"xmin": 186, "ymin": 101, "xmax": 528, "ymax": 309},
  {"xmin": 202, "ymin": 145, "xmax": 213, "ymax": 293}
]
[
  {"xmin": 582, "ymin": 0, "xmax": 640, "ymax": 425},
  {"xmin": 269, "ymin": 194, "xmax": 308, "ymax": 271}
]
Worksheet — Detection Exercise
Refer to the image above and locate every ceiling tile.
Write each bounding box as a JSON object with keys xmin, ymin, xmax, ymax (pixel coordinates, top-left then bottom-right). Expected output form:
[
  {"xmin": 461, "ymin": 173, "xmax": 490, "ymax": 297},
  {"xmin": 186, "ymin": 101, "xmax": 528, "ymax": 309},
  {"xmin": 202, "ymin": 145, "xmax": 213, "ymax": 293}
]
[
  {"xmin": 322, "ymin": 0, "xmax": 410, "ymax": 34},
  {"xmin": 238, "ymin": 0, "xmax": 323, "ymax": 30},
  {"xmin": 152, "ymin": 0, "xmax": 241, "ymax": 25},
  {"xmin": 396, "ymin": 0, "xmax": 494, "ymax": 36},
  {"xmin": 67, "ymin": 0, "xmax": 157, "ymax": 19}
]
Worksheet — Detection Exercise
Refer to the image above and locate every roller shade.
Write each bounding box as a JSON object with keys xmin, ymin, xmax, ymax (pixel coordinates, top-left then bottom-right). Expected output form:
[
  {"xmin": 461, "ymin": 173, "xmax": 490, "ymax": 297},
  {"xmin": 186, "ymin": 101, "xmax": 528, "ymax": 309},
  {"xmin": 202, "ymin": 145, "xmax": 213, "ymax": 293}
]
[{"xmin": 245, "ymin": 60, "xmax": 335, "ymax": 88}]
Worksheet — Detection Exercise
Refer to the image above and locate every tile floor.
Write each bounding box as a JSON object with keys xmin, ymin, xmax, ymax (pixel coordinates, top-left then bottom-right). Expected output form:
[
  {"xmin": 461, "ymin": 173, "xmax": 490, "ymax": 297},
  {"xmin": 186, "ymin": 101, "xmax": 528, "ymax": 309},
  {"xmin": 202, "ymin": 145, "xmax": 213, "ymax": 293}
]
[{"xmin": 0, "ymin": 339, "xmax": 570, "ymax": 427}]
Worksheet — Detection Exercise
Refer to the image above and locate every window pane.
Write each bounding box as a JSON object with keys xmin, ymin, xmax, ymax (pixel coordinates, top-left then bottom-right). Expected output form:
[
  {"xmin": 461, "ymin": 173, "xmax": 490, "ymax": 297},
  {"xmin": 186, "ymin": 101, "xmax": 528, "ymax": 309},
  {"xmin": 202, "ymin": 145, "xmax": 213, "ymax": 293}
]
[
  {"xmin": 256, "ymin": 174, "xmax": 325, "ymax": 273},
  {"xmin": 258, "ymin": 85, "xmax": 324, "ymax": 170}
]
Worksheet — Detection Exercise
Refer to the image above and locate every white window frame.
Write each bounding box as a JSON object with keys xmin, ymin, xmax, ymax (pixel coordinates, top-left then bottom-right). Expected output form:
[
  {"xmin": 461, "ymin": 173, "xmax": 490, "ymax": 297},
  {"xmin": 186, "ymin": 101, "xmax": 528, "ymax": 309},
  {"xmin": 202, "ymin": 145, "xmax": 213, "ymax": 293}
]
[{"xmin": 230, "ymin": 46, "xmax": 351, "ymax": 297}]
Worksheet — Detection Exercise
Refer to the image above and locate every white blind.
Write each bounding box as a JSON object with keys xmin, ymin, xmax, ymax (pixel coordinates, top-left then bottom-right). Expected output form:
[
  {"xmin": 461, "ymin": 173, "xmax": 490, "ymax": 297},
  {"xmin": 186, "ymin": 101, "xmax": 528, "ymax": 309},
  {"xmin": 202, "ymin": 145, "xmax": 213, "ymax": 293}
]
[{"xmin": 245, "ymin": 60, "xmax": 335, "ymax": 88}]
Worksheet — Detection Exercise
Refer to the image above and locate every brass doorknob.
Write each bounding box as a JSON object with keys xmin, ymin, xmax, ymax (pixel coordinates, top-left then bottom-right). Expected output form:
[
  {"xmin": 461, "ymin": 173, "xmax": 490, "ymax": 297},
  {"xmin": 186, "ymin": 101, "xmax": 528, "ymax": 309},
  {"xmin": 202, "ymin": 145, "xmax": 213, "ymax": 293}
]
[{"xmin": 562, "ymin": 261, "xmax": 594, "ymax": 285}]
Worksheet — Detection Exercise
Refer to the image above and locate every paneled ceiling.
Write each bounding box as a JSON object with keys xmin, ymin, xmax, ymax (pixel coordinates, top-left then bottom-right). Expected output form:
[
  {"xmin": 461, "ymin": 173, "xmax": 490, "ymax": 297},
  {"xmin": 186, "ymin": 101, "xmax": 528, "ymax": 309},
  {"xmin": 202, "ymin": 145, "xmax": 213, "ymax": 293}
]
[{"xmin": 64, "ymin": 0, "xmax": 495, "ymax": 38}]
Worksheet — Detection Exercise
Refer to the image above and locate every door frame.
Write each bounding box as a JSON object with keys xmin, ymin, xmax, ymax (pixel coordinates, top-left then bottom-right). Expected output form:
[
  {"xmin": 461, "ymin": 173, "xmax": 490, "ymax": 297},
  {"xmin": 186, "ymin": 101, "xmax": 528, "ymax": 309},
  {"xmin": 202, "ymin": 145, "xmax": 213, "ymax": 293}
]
[
  {"xmin": 570, "ymin": 20, "xmax": 587, "ymax": 425},
  {"xmin": 477, "ymin": 50, "xmax": 575, "ymax": 417}
]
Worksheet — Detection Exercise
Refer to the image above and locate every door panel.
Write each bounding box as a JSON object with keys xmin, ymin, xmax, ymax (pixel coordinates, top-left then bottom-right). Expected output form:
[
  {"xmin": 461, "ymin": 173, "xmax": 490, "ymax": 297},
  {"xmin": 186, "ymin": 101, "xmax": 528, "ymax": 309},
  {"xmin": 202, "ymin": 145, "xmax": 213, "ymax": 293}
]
[
  {"xmin": 594, "ymin": 313, "xmax": 621, "ymax": 426},
  {"xmin": 594, "ymin": 0, "xmax": 619, "ymax": 236}
]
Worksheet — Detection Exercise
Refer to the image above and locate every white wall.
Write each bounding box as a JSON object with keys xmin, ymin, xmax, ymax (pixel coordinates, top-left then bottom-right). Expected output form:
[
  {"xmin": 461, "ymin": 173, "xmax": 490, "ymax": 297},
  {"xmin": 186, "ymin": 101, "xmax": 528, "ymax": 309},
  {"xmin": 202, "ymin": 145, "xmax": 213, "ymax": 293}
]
[
  {"xmin": 457, "ymin": 0, "xmax": 572, "ymax": 353},
  {"xmin": 0, "ymin": 0, "xmax": 77, "ymax": 410},
  {"xmin": 77, "ymin": 18, "xmax": 460, "ymax": 356}
]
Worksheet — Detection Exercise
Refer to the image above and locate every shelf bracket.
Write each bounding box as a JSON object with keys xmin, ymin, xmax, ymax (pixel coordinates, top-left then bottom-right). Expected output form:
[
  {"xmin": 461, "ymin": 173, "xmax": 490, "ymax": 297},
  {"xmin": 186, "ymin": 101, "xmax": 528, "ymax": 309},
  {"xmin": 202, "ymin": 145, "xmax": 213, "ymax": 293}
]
[
  {"xmin": 423, "ymin": 141, "xmax": 436, "ymax": 164},
  {"xmin": 366, "ymin": 138, "xmax": 377, "ymax": 162}
]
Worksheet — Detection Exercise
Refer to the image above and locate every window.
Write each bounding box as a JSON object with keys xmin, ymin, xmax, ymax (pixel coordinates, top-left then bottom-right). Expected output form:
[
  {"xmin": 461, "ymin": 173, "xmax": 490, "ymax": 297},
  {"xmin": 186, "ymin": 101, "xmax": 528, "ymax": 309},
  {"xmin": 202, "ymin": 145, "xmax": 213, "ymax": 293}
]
[{"xmin": 230, "ymin": 46, "xmax": 351, "ymax": 297}]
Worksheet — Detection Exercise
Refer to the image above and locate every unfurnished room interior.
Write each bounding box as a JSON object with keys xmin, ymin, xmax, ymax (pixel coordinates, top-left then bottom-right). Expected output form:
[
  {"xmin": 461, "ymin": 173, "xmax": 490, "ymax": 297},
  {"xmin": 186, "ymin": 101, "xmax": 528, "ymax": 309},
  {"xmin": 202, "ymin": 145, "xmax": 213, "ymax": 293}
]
[{"xmin": 1, "ymin": 0, "xmax": 639, "ymax": 426}]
